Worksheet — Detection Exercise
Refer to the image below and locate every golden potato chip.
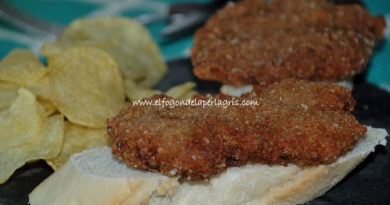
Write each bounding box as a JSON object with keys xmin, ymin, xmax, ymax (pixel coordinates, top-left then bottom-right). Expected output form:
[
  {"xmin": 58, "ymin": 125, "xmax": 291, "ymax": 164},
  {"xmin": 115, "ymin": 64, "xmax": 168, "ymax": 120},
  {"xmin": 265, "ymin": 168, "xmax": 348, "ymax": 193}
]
[
  {"xmin": 124, "ymin": 80, "xmax": 197, "ymax": 101},
  {"xmin": 33, "ymin": 114, "xmax": 64, "ymax": 159},
  {"xmin": 0, "ymin": 77, "xmax": 56, "ymax": 115},
  {"xmin": 179, "ymin": 90, "xmax": 198, "ymax": 100},
  {"xmin": 0, "ymin": 88, "xmax": 45, "ymax": 149},
  {"xmin": 39, "ymin": 42, "xmax": 68, "ymax": 60},
  {"xmin": 48, "ymin": 46, "xmax": 125, "ymax": 128},
  {"xmin": 0, "ymin": 88, "xmax": 64, "ymax": 184},
  {"xmin": 0, "ymin": 114, "xmax": 64, "ymax": 184},
  {"xmin": 0, "ymin": 82, "xmax": 18, "ymax": 110},
  {"xmin": 40, "ymin": 16, "xmax": 167, "ymax": 87},
  {"xmin": 46, "ymin": 122, "xmax": 108, "ymax": 170},
  {"xmin": 124, "ymin": 79, "xmax": 161, "ymax": 100},
  {"xmin": 166, "ymin": 82, "xmax": 197, "ymax": 100},
  {"xmin": 38, "ymin": 98, "xmax": 58, "ymax": 116},
  {"xmin": 27, "ymin": 75, "xmax": 51, "ymax": 100},
  {"xmin": 26, "ymin": 76, "xmax": 58, "ymax": 115},
  {"xmin": 0, "ymin": 49, "xmax": 47, "ymax": 85}
]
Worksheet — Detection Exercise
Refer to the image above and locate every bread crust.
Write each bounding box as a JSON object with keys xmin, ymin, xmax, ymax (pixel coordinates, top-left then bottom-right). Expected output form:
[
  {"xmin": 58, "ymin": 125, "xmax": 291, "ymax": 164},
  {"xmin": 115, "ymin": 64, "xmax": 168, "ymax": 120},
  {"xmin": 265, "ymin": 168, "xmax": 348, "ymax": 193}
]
[
  {"xmin": 29, "ymin": 127, "xmax": 387, "ymax": 205},
  {"xmin": 29, "ymin": 148, "xmax": 179, "ymax": 205}
]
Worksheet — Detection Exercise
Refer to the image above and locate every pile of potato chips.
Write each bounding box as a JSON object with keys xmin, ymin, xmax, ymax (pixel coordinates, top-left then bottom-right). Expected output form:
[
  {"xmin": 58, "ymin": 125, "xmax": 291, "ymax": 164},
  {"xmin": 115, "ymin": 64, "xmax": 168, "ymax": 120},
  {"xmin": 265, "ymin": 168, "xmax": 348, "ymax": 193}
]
[{"xmin": 0, "ymin": 17, "xmax": 197, "ymax": 183}]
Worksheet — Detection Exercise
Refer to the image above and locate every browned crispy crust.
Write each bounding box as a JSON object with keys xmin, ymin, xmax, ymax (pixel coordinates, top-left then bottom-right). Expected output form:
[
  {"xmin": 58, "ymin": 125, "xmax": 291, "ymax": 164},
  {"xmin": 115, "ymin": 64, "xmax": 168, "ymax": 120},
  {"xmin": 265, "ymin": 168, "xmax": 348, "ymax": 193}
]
[
  {"xmin": 107, "ymin": 79, "xmax": 366, "ymax": 180},
  {"xmin": 192, "ymin": 0, "xmax": 386, "ymax": 86}
]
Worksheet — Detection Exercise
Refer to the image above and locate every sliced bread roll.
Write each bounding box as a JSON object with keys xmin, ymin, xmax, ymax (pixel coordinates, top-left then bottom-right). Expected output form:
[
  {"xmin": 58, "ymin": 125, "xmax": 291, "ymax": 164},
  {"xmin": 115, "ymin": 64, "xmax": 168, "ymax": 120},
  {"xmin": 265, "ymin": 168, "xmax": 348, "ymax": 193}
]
[{"xmin": 29, "ymin": 126, "xmax": 387, "ymax": 205}]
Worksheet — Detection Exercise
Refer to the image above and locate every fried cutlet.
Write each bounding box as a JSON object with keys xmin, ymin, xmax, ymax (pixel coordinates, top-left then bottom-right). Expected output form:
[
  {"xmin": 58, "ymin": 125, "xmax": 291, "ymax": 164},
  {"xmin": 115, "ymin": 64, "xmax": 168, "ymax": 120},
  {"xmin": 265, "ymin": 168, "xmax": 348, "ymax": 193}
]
[
  {"xmin": 192, "ymin": 0, "xmax": 386, "ymax": 86},
  {"xmin": 107, "ymin": 79, "xmax": 366, "ymax": 180}
]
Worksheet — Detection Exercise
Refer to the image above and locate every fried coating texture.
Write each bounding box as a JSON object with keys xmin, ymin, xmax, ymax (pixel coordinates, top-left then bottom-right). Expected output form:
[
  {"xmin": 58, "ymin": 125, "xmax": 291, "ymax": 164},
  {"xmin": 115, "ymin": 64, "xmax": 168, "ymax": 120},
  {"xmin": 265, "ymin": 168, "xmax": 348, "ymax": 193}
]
[
  {"xmin": 107, "ymin": 79, "xmax": 366, "ymax": 180},
  {"xmin": 192, "ymin": 0, "xmax": 386, "ymax": 86}
]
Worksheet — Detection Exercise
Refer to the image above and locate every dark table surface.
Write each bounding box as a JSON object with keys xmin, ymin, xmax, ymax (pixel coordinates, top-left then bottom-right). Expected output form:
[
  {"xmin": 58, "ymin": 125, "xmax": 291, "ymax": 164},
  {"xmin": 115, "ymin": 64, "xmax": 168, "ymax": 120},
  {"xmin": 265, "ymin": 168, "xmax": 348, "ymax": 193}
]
[{"xmin": 0, "ymin": 58, "xmax": 389, "ymax": 205}]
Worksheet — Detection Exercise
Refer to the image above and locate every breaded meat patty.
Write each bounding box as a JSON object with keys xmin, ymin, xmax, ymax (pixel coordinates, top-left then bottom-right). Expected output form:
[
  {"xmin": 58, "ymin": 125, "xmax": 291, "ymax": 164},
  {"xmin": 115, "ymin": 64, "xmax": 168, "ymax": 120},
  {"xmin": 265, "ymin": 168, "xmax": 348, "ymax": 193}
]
[
  {"xmin": 107, "ymin": 79, "xmax": 366, "ymax": 180},
  {"xmin": 192, "ymin": 0, "xmax": 386, "ymax": 86}
]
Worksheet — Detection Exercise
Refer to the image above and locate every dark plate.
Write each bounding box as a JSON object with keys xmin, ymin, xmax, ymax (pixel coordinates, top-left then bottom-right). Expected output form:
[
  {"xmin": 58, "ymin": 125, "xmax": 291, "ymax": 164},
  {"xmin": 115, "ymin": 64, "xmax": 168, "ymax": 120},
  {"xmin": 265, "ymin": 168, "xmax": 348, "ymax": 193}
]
[{"xmin": 0, "ymin": 58, "xmax": 389, "ymax": 205}]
